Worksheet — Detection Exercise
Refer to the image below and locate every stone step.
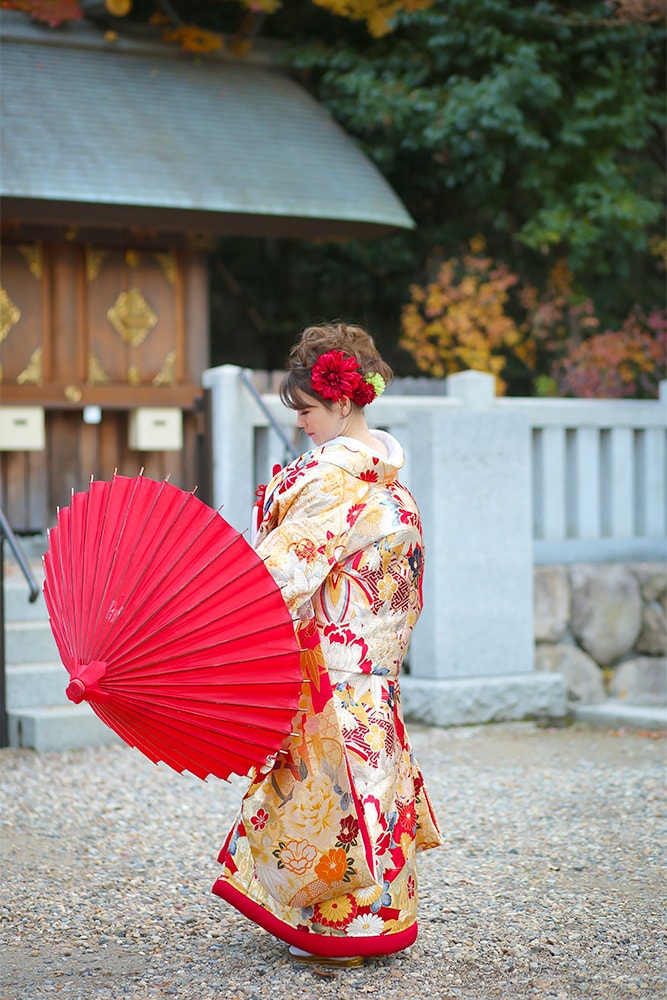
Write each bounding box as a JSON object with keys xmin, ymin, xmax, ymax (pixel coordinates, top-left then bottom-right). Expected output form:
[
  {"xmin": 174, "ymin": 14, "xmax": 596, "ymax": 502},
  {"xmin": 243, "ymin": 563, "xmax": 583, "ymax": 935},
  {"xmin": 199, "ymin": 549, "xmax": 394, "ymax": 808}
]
[
  {"xmin": 2, "ymin": 533, "xmax": 48, "ymax": 564},
  {"xmin": 570, "ymin": 700, "xmax": 667, "ymax": 732},
  {"xmin": 5, "ymin": 620, "xmax": 60, "ymax": 665},
  {"xmin": 5, "ymin": 663, "xmax": 68, "ymax": 710},
  {"xmin": 3, "ymin": 577, "xmax": 48, "ymax": 622},
  {"xmin": 7, "ymin": 703, "xmax": 121, "ymax": 752}
]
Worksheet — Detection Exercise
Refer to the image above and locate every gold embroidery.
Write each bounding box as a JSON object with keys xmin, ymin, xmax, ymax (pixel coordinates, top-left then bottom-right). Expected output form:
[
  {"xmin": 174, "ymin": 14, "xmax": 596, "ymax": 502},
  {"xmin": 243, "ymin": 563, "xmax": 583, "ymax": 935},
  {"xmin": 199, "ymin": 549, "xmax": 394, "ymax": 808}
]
[
  {"xmin": 125, "ymin": 250, "xmax": 141, "ymax": 269},
  {"xmin": 17, "ymin": 348, "xmax": 43, "ymax": 385},
  {"xmin": 0, "ymin": 287, "xmax": 21, "ymax": 342},
  {"xmin": 128, "ymin": 364, "xmax": 141, "ymax": 385},
  {"xmin": 152, "ymin": 350, "xmax": 176, "ymax": 386},
  {"xmin": 18, "ymin": 243, "xmax": 43, "ymax": 280},
  {"xmin": 107, "ymin": 288, "xmax": 157, "ymax": 347}
]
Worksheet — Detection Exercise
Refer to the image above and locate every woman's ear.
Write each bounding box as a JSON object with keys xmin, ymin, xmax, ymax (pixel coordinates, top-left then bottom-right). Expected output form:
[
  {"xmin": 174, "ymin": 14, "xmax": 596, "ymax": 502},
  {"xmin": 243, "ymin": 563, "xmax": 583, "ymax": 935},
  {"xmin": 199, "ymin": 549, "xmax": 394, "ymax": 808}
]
[{"xmin": 340, "ymin": 398, "xmax": 352, "ymax": 418}]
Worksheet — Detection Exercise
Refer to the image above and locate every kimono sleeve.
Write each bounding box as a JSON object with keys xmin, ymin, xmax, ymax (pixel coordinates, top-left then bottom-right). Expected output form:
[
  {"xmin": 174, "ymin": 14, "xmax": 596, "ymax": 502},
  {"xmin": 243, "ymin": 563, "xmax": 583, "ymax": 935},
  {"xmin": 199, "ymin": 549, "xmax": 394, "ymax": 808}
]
[{"xmin": 254, "ymin": 465, "xmax": 353, "ymax": 617}]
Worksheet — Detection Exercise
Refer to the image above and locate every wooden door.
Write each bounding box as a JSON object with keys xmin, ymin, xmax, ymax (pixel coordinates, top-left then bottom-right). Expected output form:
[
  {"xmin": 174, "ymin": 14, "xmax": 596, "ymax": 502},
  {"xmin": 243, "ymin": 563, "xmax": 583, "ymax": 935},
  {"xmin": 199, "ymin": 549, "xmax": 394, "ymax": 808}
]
[{"xmin": 1, "ymin": 239, "xmax": 209, "ymax": 532}]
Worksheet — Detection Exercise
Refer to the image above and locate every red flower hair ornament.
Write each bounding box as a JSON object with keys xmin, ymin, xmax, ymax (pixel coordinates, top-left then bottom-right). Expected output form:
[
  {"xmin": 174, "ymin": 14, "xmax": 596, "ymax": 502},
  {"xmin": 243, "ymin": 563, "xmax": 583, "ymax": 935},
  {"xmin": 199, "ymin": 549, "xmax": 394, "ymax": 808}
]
[{"xmin": 311, "ymin": 350, "xmax": 386, "ymax": 406}]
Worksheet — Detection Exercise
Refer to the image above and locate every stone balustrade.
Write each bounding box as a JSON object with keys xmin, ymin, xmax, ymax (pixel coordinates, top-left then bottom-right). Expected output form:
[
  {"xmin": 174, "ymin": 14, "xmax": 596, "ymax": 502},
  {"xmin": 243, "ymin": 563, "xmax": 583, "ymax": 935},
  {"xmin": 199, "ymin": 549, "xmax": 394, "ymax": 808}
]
[{"xmin": 201, "ymin": 364, "xmax": 665, "ymax": 727}]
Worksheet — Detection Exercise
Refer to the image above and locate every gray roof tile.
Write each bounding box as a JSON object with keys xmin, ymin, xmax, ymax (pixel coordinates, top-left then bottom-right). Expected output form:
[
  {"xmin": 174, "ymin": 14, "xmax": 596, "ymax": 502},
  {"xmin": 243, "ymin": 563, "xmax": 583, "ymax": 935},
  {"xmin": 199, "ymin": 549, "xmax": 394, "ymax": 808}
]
[{"xmin": 0, "ymin": 13, "xmax": 414, "ymax": 238}]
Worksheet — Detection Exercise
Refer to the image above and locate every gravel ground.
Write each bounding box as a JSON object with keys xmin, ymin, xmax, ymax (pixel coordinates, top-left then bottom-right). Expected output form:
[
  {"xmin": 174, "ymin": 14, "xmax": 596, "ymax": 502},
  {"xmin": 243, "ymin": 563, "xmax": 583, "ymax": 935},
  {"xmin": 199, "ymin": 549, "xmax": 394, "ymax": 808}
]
[{"xmin": 1, "ymin": 721, "xmax": 665, "ymax": 1000}]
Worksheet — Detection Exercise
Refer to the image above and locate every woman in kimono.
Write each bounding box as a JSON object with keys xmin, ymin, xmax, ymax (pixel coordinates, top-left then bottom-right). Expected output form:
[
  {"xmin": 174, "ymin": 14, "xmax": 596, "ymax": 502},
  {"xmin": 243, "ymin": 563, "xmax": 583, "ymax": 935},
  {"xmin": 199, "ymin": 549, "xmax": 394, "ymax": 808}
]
[{"xmin": 213, "ymin": 323, "xmax": 441, "ymax": 966}]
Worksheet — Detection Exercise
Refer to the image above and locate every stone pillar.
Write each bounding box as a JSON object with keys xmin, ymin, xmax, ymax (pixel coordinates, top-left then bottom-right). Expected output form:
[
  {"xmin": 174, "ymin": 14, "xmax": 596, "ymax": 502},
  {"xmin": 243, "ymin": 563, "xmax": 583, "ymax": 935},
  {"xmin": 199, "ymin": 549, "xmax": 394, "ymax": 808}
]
[
  {"xmin": 202, "ymin": 364, "xmax": 257, "ymax": 532},
  {"xmin": 403, "ymin": 371, "xmax": 565, "ymax": 723}
]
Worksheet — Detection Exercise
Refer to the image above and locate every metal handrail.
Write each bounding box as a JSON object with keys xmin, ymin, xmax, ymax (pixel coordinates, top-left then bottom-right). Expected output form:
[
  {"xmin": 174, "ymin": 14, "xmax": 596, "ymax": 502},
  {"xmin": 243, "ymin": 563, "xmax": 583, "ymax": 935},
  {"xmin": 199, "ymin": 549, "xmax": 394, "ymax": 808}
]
[
  {"xmin": 239, "ymin": 368, "xmax": 299, "ymax": 461},
  {"xmin": 0, "ymin": 507, "xmax": 40, "ymax": 603}
]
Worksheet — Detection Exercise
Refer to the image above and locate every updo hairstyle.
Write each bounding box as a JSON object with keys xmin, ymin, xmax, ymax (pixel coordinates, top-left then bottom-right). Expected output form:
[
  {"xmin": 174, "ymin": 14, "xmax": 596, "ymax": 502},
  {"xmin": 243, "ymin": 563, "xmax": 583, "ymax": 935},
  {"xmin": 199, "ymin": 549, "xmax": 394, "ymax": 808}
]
[{"xmin": 279, "ymin": 322, "xmax": 393, "ymax": 410}]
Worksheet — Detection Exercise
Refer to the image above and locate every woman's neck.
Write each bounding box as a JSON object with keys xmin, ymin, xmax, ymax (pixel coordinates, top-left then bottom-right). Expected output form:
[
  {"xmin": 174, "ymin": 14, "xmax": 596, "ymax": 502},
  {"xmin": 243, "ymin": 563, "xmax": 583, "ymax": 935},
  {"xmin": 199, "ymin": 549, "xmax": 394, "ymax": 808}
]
[{"xmin": 338, "ymin": 412, "xmax": 387, "ymax": 456}]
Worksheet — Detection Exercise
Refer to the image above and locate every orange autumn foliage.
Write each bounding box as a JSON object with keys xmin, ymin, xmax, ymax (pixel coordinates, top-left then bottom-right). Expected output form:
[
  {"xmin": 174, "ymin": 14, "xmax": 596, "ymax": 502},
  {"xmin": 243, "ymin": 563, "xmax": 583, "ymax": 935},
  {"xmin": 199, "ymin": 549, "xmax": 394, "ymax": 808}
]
[
  {"xmin": 400, "ymin": 239, "xmax": 528, "ymax": 393},
  {"xmin": 308, "ymin": 0, "xmax": 432, "ymax": 36},
  {"xmin": 162, "ymin": 23, "xmax": 223, "ymax": 54}
]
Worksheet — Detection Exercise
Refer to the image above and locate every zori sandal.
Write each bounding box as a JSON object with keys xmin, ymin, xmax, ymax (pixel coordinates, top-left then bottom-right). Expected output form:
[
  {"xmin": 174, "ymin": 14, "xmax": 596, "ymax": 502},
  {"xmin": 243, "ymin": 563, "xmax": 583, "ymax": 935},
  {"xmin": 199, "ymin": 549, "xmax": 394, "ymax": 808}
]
[{"xmin": 288, "ymin": 945, "xmax": 364, "ymax": 967}]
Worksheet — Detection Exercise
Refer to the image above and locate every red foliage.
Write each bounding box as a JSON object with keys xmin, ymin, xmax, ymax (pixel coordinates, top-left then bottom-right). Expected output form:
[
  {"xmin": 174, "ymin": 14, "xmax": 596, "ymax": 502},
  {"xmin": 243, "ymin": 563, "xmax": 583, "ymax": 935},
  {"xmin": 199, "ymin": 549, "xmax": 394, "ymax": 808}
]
[
  {"xmin": 1, "ymin": 0, "xmax": 83, "ymax": 26},
  {"xmin": 554, "ymin": 310, "xmax": 667, "ymax": 398}
]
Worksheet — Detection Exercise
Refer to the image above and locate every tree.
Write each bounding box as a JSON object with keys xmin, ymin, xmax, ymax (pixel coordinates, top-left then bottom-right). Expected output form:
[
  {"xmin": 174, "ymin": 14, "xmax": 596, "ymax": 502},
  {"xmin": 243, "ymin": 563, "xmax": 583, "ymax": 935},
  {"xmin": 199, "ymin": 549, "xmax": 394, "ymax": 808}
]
[
  {"xmin": 399, "ymin": 238, "xmax": 527, "ymax": 390},
  {"xmin": 212, "ymin": 0, "xmax": 664, "ymax": 387},
  {"xmin": 5, "ymin": 0, "xmax": 664, "ymax": 392},
  {"xmin": 0, "ymin": 0, "xmax": 433, "ymax": 38},
  {"xmin": 284, "ymin": 1, "xmax": 664, "ymax": 275}
]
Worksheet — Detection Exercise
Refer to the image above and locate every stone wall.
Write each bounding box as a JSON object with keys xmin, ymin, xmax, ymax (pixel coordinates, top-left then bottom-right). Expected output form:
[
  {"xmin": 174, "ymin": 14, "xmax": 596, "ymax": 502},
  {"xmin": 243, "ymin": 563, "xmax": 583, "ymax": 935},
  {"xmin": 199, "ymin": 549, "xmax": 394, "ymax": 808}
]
[{"xmin": 534, "ymin": 563, "xmax": 666, "ymax": 706}]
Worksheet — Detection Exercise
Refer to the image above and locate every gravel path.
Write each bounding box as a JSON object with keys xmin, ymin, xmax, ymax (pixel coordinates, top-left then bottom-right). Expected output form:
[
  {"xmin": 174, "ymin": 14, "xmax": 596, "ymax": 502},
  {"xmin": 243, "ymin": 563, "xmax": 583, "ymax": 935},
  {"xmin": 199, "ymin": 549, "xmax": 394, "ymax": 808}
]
[{"xmin": 1, "ymin": 722, "xmax": 664, "ymax": 1000}]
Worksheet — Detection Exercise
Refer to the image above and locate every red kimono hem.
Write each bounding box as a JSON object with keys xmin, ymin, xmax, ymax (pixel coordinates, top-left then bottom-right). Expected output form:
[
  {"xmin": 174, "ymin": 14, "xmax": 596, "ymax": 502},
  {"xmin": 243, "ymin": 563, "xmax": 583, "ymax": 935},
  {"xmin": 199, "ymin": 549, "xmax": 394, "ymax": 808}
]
[{"xmin": 212, "ymin": 877, "xmax": 418, "ymax": 958}]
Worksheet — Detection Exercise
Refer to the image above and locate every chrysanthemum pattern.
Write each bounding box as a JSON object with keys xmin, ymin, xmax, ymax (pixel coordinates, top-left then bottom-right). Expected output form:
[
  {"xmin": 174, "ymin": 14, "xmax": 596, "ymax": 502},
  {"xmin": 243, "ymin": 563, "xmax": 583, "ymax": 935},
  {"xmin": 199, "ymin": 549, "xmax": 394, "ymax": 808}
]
[{"xmin": 215, "ymin": 436, "xmax": 441, "ymax": 950}]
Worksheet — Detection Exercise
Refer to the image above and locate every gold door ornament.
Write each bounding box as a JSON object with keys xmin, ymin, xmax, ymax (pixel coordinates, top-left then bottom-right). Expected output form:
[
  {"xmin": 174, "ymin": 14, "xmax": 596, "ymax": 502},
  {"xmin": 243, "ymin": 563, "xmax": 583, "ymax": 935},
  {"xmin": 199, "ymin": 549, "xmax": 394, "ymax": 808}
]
[
  {"xmin": 85, "ymin": 248, "xmax": 106, "ymax": 282},
  {"xmin": 155, "ymin": 252, "xmax": 177, "ymax": 286},
  {"xmin": 88, "ymin": 354, "xmax": 110, "ymax": 384},
  {"xmin": 17, "ymin": 347, "xmax": 43, "ymax": 385},
  {"xmin": 152, "ymin": 350, "xmax": 176, "ymax": 386},
  {"xmin": 18, "ymin": 243, "xmax": 43, "ymax": 280},
  {"xmin": 107, "ymin": 288, "xmax": 157, "ymax": 347},
  {"xmin": 0, "ymin": 287, "xmax": 21, "ymax": 342},
  {"xmin": 64, "ymin": 384, "xmax": 83, "ymax": 403}
]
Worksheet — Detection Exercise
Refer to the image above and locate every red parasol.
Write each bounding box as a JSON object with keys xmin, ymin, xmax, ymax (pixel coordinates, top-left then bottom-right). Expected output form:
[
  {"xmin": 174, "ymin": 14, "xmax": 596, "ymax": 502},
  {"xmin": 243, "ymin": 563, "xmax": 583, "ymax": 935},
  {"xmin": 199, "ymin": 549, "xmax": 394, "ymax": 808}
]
[{"xmin": 43, "ymin": 474, "xmax": 302, "ymax": 781}]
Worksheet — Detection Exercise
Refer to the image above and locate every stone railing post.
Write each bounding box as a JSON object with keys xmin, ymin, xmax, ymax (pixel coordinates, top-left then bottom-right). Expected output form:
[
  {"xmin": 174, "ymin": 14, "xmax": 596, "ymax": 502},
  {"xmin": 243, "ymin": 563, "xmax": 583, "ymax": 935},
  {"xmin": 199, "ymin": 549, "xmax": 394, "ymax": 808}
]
[
  {"xmin": 202, "ymin": 364, "xmax": 257, "ymax": 532},
  {"xmin": 403, "ymin": 369, "xmax": 565, "ymax": 723}
]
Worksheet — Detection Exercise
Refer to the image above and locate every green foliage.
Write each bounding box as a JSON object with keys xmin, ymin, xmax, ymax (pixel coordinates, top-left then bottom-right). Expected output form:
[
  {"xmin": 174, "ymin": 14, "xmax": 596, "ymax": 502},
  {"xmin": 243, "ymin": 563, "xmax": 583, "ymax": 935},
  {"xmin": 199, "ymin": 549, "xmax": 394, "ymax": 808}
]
[
  {"xmin": 115, "ymin": 0, "xmax": 667, "ymax": 389},
  {"xmin": 283, "ymin": 1, "xmax": 664, "ymax": 272}
]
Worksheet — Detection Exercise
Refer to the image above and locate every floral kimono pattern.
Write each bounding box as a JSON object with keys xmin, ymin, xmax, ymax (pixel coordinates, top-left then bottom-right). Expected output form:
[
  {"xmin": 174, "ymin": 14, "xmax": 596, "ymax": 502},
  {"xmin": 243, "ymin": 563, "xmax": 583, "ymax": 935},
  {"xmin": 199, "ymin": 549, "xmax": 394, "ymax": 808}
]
[{"xmin": 213, "ymin": 432, "xmax": 441, "ymax": 958}]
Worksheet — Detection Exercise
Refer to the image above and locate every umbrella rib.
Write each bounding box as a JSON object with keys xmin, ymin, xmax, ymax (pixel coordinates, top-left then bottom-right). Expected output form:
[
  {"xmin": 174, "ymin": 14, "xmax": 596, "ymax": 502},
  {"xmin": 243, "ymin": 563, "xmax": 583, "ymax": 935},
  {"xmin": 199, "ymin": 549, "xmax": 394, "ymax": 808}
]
[
  {"xmin": 84, "ymin": 477, "xmax": 189, "ymax": 658},
  {"xmin": 96, "ymin": 700, "xmax": 269, "ymax": 776},
  {"xmin": 81, "ymin": 477, "xmax": 108, "ymax": 664},
  {"xmin": 106, "ymin": 578, "xmax": 292, "ymax": 667},
  {"xmin": 106, "ymin": 622, "xmax": 298, "ymax": 675},
  {"xmin": 104, "ymin": 534, "xmax": 248, "ymax": 640},
  {"xmin": 81, "ymin": 476, "xmax": 153, "ymax": 659},
  {"xmin": 55, "ymin": 516, "xmax": 77, "ymax": 666},
  {"xmin": 107, "ymin": 692, "xmax": 294, "ymax": 744},
  {"xmin": 88, "ymin": 477, "xmax": 232, "ymax": 659},
  {"xmin": 94, "ymin": 507, "xmax": 246, "ymax": 662},
  {"xmin": 109, "ymin": 656, "xmax": 300, "ymax": 685},
  {"xmin": 92, "ymin": 703, "xmax": 215, "ymax": 779}
]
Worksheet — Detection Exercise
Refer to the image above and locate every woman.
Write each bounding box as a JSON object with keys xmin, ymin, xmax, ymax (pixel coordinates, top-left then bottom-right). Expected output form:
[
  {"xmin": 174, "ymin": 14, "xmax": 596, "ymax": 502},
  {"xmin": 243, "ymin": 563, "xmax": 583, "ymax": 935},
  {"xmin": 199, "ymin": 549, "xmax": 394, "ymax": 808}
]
[{"xmin": 213, "ymin": 322, "xmax": 441, "ymax": 966}]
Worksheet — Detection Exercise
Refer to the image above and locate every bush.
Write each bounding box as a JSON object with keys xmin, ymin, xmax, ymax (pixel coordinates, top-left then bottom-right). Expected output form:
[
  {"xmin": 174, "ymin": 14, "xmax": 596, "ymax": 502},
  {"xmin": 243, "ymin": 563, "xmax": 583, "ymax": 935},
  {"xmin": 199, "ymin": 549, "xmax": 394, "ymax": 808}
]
[{"xmin": 554, "ymin": 311, "xmax": 667, "ymax": 398}]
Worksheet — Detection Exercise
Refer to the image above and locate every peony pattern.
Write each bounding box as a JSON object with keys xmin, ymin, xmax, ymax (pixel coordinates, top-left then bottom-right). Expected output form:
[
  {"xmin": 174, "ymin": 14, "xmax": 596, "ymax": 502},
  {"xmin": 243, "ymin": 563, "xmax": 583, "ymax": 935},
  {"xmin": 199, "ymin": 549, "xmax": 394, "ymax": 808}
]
[{"xmin": 215, "ymin": 434, "xmax": 442, "ymax": 952}]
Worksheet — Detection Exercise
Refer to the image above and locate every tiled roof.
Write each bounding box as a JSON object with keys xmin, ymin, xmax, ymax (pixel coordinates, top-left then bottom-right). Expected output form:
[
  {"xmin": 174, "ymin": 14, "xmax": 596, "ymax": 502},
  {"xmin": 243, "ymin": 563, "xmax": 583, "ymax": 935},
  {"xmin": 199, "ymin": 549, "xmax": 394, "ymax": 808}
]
[{"xmin": 0, "ymin": 12, "xmax": 414, "ymax": 238}]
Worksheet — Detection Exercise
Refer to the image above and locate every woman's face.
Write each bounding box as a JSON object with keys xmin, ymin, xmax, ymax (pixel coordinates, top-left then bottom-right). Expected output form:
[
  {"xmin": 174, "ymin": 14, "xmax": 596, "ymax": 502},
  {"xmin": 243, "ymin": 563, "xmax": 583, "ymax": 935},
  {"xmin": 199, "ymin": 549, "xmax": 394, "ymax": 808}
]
[{"xmin": 294, "ymin": 393, "xmax": 344, "ymax": 446}]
